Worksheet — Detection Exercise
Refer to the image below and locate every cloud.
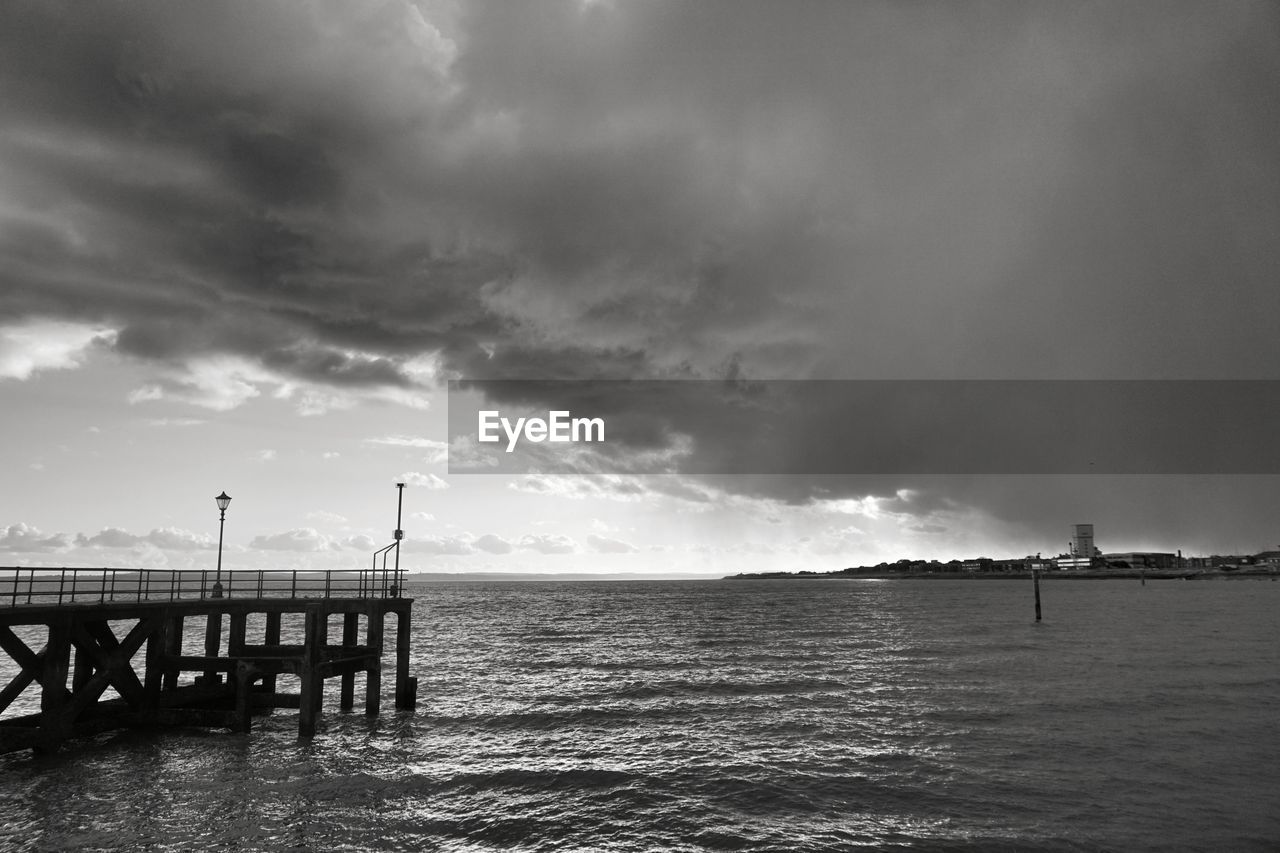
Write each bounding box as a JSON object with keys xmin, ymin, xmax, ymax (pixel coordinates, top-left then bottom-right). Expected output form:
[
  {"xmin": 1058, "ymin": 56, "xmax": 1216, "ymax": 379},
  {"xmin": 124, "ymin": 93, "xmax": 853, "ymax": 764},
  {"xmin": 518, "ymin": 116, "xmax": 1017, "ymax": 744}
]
[
  {"xmin": 586, "ymin": 533, "xmax": 636, "ymax": 554},
  {"xmin": 248, "ymin": 528, "xmax": 330, "ymax": 552},
  {"xmin": 411, "ymin": 535, "xmax": 475, "ymax": 556},
  {"xmin": 6, "ymin": 0, "xmax": 1276, "ymax": 410},
  {"xmin": 0, "ymin": 320, "xmax": 116, "ymax": 380},
  {"xmin": 143, "ymin": 527, "xmax": 216, "ymax": 550},
  {"xmin": 367, "ymin": 435, "xmax": 450, "ymax": 463},
  {"xmin": 473, "ymin": 533, "xmax": 514, "ymax": 554},
  {"xmin": 508, "ymin": 472, "xmax": 716, "ymax": 505},
  {"xmin": 0, "ymin": 522, "xmax": 74, "ymax": 552},
  {"xmin": 0, "ymin": 524, "xmax": 213, "ymax": 552},
  {"xmin": 144, "ymin": 417, "xmax": 205, "ymax": 427},
  {"xmin": 306, "ymin": 510, "xmax": 349, "ymax": 525},
  {"xmin": 342, "ymin": 534, "xmax": 378, "ymax": 551},
  {"xmin": 367, "ymin": 435, "xmax": 448, "ymax": 450},
  {"xmin": 3, "ymin": 2, "xmax": 1279, "ymax": 552},
  {"xmin": 399, "ymin": 472, "xmax": 449, "ymax": 489},
  {"xmin": 517, "ymin": 533, "xmax": 578, "ymax": 555}
]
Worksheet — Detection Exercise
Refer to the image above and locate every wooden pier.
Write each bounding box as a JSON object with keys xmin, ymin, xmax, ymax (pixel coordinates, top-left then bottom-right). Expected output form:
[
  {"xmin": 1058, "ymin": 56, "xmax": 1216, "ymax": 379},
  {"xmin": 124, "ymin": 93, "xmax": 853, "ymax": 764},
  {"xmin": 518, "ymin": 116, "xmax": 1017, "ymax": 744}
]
[{"xmin": 0, "ymin": 567, "xmax": 417, "ymax": 754}]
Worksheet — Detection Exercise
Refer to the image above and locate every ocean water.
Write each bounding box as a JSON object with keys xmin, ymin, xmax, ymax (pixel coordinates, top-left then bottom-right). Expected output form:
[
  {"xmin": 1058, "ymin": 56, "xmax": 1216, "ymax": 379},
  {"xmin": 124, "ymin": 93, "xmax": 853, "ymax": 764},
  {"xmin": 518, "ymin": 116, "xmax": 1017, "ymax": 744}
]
[{"xmin": 1, "ymin": 578, "xmax": 1278, "ymax": 852}]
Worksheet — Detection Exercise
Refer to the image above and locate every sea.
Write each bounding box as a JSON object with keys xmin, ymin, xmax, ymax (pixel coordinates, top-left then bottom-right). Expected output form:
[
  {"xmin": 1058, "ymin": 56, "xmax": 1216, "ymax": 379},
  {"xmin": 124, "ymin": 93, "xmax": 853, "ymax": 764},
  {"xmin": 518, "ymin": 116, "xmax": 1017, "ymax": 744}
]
[{"xmin": 1, "ymin": 578, "xmax": 1277, "ymax": 852}]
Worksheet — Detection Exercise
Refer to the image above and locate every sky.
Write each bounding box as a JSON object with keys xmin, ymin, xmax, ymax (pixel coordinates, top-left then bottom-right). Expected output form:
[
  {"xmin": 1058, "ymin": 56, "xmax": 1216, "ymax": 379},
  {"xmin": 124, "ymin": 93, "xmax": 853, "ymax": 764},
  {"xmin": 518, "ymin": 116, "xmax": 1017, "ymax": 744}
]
[{"xmin": 2, "ymin": 0, "xmax": 1279, "ymax": 576}]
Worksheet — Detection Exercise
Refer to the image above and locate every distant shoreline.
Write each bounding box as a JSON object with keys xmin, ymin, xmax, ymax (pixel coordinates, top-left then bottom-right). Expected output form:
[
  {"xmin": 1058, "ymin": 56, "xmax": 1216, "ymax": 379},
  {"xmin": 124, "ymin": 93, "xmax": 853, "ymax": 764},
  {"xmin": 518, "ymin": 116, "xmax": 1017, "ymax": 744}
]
[{"xmin": 725, "ymin": 567, "xmax": 1280, "ymax": 581}]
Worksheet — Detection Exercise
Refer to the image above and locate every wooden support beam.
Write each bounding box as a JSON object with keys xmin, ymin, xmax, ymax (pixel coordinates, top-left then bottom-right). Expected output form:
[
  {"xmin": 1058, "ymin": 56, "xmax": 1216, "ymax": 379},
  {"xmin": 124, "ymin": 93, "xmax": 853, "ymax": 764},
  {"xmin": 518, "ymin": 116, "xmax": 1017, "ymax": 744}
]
[
  {"xmin": 228, "ymin": 612, "xmax": 248, "ymax": 657},
  {"xmin": 298, "ymin": 605, "xmax": 324, "ymax": 738},
  {"xmin": 1, "ymin": 595, "xmax": 414, "ymax": 754},
  {"xmin": 36, "ymin": 616, "xmax": 72, "ymax": 752},
  {"xmin": 321, "ymin": 656, "xmax": 379, "ymax": 678},
  {"xmin": 262, "ymin": 612, "xmax": 281, "ymax": 695},
  {"xmin": 0, "ymin": 624, "xmax": 39, "ymax": 669},
  {"xmin": 395, "ymin": 609, "xmax": 416, "ymax": 710},
  {"xmin": 72, "ymin": 644, "xmax": 94, "ymax": 693},
  {"xmin": 340, "ymin": 612, "xmax": 358, "ymax": 711},
  {"xmin": 202, "ymin": 611, "xmax": 222, "ymax": 685},
  {"xmin": 0, "ymin": 661, "xmax": 38, "ymax": 716},
  {"xmin": 168, "ymin": 655, "xmax": 236, "ymax": 673},
  {"xmin": 143, "ymin": 613, "xmax": 168, "ymax": 717},
  {"xmin": 365, "ymin": 605, "xmax": 383, "ymax": 717},
  {"xmin": 69, "ymin": 621, "xmax": 148, "ymax": 709},
  {"xmin": 232, "ymin": 661, "xmax": 259, "ymax": 733},
  {"xmin": 162, "ymin": 613, "xmax": 183, "ymax": 691},
  {"xmin": 0, "ymin": 625, "xmax": 42, "ymax": 716}
]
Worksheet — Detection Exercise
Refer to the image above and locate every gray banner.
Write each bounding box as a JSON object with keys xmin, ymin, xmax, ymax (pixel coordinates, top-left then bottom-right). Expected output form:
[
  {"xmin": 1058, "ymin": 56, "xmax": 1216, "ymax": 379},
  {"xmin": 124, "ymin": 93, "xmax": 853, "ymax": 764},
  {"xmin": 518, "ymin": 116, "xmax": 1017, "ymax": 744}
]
[{"xmin": 447, "ymin": 380, "xmax": 1280, "ymax": 475}]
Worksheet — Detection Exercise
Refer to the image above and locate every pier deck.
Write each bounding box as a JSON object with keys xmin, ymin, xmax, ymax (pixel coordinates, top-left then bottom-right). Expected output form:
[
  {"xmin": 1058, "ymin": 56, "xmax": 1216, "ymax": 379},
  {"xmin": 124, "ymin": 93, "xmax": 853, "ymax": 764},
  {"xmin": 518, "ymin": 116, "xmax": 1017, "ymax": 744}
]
[{"xmin": 0, "ymin": 567, "xmax": 417, "ymax": 754}]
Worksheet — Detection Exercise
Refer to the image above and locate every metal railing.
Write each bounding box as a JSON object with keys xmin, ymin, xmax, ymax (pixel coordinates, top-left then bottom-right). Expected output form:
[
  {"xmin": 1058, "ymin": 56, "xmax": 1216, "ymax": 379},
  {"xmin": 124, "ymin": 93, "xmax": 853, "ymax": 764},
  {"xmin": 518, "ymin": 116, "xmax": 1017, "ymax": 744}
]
[{"xmin": 0, "ymin": 566, "xmax": 405, "ymax": 608}]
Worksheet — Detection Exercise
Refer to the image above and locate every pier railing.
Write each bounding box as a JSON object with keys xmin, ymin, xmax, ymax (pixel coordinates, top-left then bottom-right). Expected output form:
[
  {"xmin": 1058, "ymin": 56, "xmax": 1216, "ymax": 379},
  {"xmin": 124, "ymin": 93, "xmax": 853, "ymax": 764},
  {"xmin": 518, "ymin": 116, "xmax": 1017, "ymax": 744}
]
[{"xmin": 0, "ymin": 566, "xmax": 405, "ymax": 608}]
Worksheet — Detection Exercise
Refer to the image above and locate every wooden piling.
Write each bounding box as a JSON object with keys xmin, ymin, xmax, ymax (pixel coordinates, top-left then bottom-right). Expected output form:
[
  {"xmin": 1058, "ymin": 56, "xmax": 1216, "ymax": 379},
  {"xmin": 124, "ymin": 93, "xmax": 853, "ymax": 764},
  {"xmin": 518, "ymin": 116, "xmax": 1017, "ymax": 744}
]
[
  {"xmin": 202, "ymin": 611, "xmax": 222, "ymax": 685},
  {"xmin": 162, "ymin": 613, "xmax": 183, "ymax": 690},
  {"xmin": 143, "ymin": 612, "xmax": 168, "ymax": 715},
  {"xmin": 365, "ymin": 606, "xmax": 383, "ymax": 717},
  {"xmin": 299, "ymin": 606, "xmax": 324, "ymax": 737},
  {"xmin": 1033, "ymin": 569, "xmax": 1042, "ymax": 622},
  {"xmin": 37, "ymin": 617, "xmax": 72, "ymax": 752},
  {"xmin": 340, "ymin": 612, "xmax": 359, "ymax": 711},
  {"xmin": 261, "ymin": 611, "xmax": 280, "ymax": 696},
  {"xmin": 228, "ymin": 611, "xmax": 247, "ymax": 656},
  {"xmin": 232, "ymin": 660, "xmax": 257, "ymax": 734},
  {"xmin": 395, "ymin": 610, "xmax": 416, "ymax": 709}
]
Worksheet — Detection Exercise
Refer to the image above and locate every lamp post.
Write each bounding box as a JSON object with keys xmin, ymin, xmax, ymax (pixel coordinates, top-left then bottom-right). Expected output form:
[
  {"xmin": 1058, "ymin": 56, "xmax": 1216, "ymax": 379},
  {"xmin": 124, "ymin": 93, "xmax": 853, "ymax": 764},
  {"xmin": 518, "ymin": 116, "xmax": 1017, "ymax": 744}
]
[{"xmin": 213, "ymin": 491, "xmax": 231, "ymax": 598}]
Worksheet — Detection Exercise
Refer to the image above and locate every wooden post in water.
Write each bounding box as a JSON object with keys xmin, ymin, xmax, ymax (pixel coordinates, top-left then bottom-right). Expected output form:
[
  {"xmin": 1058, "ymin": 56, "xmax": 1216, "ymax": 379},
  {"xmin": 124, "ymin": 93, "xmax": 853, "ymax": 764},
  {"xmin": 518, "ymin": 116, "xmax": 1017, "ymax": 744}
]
[
  {"xmin": 37, "ymin": 616, "xmax": 72, "ymax": 753},
  {"xmin": 299, "ymin": 605, "xmax": 323, "ymax": 738},
  {"xmin": 365, "ymin": 605, "xmax": 383, "ymax": 717},
  {"xmin": 340, "ymin": 612, "xmax": 358, "ymax": 711},
  {"xmin": 1033, "ymin": 569, "xmax": 1042, "ymax": 622},
  {"xmin": 262, "ymin": 612, "xmax": 280, "ymax": 696},
  {"xmin": 143, "ymin": 613, "xmax": 168, "ymax": 718},
  {"xmin": 202, "ymin": 611, "xmax": 222, "ymax": 685},
  {"xmin": 394, "ymin": 609, "xmax": 416, "ymax": 709},
  {"xmin": 163, "ymin": 613, "xmax": 183, "ymax": 690}
]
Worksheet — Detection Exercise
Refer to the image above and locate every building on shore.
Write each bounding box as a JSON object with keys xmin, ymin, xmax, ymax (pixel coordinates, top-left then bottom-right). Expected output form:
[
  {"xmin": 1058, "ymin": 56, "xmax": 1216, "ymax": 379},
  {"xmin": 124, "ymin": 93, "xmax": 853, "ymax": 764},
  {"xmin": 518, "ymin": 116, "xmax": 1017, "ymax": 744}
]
[
  {"xmin": 1103, "ymin": 552, "xmax": 1178, "ymax": 569},
  {"xmin": 1072, "ymin": 524, "xmax": 1096, "ymax": 560},
  {"xmin": 1055, "ymin": 523, "xmax": 1102, "ymax": 569}
]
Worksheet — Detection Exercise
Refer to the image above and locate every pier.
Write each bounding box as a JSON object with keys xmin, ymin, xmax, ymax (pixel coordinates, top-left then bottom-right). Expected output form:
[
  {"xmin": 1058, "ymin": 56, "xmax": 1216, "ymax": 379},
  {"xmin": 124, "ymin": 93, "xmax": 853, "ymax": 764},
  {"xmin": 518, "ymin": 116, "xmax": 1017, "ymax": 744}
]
[{"xmin": 0, "ymin": 566, "xmax": 417, "ymax": 754}]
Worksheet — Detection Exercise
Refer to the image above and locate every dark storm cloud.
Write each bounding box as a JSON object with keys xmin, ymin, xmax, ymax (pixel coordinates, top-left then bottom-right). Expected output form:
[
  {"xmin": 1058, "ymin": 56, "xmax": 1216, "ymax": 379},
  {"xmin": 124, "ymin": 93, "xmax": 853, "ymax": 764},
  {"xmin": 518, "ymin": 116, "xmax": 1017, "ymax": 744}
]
[
  {"xmin": 3, "ymin": 1, "xmax": 1279, "ymax": 545},
  {"xmin": 6, "ymin": 0, "xmax": 1278, "ymax": 384},
  {"xmin": 0, "ymin": 0, "xmax": 501, "ymax": 389}
]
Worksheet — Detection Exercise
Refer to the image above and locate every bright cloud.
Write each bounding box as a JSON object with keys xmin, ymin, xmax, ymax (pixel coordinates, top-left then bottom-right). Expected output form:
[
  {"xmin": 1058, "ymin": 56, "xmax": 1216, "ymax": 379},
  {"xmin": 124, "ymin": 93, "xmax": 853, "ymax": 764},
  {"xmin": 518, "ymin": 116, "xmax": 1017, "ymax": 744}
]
[
  {"xmin": 399, "ymin": 472, "xmax": 449, "ymax": 489},
  {"xmin": 0, "ymin": 321, "xmax": 116, "ymax": 380}
]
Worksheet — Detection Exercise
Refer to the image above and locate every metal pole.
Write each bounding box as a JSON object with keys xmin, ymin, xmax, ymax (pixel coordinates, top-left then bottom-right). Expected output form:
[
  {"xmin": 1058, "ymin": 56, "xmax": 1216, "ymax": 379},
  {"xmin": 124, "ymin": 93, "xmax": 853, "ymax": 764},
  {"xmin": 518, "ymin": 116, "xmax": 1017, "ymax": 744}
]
[
  {"xmin": 394, "ymin": 482, "xmax": 405, "ymax": 597},
  {"xmin": 213, "ymin": 506, "xmax": 226, "ymax": 598}
]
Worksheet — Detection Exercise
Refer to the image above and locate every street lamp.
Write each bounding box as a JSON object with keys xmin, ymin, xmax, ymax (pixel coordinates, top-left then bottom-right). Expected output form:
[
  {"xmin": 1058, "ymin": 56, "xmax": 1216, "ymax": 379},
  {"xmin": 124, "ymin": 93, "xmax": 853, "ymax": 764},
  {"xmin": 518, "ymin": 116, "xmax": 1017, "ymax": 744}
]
[{"xmin": 213, "ymin": 491, "xmax": 231, "ymax": 598}]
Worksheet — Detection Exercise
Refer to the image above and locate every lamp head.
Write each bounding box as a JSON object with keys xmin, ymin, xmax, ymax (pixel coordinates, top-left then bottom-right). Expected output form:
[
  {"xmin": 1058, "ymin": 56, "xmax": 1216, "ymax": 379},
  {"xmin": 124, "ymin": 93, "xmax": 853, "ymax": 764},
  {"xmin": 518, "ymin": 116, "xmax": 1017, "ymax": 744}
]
[{"xmin": 215, "ymin": 491, "xmax": 232, "ymax": 512}]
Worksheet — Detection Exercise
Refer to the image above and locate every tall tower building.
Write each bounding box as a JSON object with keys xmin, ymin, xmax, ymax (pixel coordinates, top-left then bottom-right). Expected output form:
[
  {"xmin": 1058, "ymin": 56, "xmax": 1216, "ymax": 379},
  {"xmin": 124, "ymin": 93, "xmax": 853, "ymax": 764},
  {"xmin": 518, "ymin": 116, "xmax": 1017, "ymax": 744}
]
[{"xmin": 1073, "ymin": 523, "xmax": 1096, "ymax": 558}]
